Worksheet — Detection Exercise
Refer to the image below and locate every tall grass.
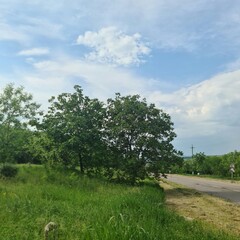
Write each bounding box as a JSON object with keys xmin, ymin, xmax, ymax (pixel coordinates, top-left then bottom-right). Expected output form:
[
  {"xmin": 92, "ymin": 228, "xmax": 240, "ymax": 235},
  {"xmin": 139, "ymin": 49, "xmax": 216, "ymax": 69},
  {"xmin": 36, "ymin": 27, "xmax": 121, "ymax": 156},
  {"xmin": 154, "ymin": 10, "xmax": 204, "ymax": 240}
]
[{"xmin": 0, "ymin": 165, "xmax": 237, "ymax": 239}]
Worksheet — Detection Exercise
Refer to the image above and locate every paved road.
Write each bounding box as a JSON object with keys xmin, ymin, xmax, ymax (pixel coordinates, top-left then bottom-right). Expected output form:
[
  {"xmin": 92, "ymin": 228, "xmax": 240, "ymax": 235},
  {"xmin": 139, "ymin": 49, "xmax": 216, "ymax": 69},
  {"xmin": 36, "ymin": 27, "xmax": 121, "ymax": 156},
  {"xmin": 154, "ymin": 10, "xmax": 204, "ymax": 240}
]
[{"xmin": 167, "ymin": 174, "xmax": 240, "ymax": 204}]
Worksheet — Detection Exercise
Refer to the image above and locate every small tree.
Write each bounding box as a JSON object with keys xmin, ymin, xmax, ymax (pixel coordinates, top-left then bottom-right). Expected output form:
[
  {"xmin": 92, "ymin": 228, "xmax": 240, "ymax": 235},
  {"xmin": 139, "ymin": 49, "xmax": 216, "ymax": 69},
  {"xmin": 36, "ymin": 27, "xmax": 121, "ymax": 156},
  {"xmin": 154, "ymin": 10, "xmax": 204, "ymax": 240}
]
[
  {"xmin": 182, "ymin": 158, "xmax": 197, "ymax": 174},
  {"xmin": 194, "ymin": 152, "xmax": 207, "ymax": 173},
  {"xmin": 0, "ymin": 83, "xmax": 42, "ymax": 163},
  {"xmin": 41, "ymin": 85, "xmax": 106, "ymax": 172}
]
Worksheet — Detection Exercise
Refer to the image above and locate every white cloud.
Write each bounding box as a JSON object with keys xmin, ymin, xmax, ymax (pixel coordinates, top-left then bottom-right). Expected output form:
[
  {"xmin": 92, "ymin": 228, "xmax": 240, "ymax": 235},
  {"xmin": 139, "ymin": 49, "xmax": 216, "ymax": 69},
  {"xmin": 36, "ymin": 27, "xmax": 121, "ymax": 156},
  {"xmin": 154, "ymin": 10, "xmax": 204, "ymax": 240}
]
[
  {"xmin": 23, "ymin": 75, "xmax": 70, "ymax": 109},
  {"xmin": 0, "ymin": 22, "xmax": 28, "ymax": 43},
  {"xmin": 32, "ymin": 57, "xmax": 151, "ymax": 99},
  {"xmin": 18, "ymin": 48, "xmax": 49, "ymax": 56},
  {"xmin": 147, "ymin": 69, "xmax": 240, "ymax": 154},
  {"xmin": 149, "ymin": 70, "xmax": 240, "ymax": 139},
  {"xmin": 77, "ymin": 27, "xmax": 151, "ymax": 66},
  {"xmin": 0, "ymin": 57, "xmax": 152, "ymax": 109},
  {"xmin": 18, "ymin": 17, "xmax": 64, "ymax": 41},
  {"xmin": 0, "ymin": 54, "xmax": 161, "ymax": 108}
]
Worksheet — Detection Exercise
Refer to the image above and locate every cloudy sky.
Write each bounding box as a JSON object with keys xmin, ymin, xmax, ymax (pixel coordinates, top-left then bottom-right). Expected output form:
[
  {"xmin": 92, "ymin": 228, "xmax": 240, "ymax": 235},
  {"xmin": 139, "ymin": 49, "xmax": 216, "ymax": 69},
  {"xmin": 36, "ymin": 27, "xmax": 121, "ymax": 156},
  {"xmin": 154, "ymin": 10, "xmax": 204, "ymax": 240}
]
[{"xmin": 1, "ymin": 0, "xmax": 240, "ymax": 156}]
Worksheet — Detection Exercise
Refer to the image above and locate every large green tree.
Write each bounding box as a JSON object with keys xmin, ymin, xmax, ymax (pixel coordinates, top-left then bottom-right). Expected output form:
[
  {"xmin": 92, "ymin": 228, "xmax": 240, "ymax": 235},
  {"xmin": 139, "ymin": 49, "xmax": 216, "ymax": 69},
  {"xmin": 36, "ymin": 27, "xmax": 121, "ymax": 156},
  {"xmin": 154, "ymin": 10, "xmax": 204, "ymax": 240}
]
[
  {"xmin": 0, "ymin": 83, "xmax": 41, "ymax": 163},
  {"xmin": 42, "ymin": 85, "xmax": 106, "ymax": 172},
  {"xmin": 105, "ymin": 93, "xmax": 182, "ymax": 183}
]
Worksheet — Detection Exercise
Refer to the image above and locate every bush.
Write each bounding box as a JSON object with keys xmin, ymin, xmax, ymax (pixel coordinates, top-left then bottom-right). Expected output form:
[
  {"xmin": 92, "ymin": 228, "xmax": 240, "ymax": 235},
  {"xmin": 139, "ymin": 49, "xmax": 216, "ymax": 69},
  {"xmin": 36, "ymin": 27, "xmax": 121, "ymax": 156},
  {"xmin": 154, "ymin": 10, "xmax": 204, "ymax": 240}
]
[{"xmin": 0, "ymin": 164, "xmax": 18, "ymax": 178}]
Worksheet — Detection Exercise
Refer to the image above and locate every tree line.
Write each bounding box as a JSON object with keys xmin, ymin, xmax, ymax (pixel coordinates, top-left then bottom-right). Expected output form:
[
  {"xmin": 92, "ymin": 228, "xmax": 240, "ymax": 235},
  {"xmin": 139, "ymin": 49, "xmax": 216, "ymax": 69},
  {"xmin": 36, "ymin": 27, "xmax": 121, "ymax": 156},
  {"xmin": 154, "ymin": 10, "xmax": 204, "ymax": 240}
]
[
  {"xmin": 173, "ymin": 152, "xmax": 240, "ymax": 178},
  {"xmin": 0, "ymin": 83, "xmax": 183, "ymax": 184}
]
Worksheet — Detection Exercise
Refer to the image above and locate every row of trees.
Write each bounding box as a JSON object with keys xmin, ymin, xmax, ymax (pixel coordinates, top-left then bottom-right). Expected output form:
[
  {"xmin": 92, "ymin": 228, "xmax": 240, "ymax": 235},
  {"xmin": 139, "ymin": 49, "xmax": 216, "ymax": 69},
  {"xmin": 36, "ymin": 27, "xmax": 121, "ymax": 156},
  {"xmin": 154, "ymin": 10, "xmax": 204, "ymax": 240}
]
[
  {"xmin": 178, "ymin": 152, "xmax": 240, "ymax": 177},
  {"xmin": 0, "ymin": 84, "xmax": 183, "ymax": 183}
]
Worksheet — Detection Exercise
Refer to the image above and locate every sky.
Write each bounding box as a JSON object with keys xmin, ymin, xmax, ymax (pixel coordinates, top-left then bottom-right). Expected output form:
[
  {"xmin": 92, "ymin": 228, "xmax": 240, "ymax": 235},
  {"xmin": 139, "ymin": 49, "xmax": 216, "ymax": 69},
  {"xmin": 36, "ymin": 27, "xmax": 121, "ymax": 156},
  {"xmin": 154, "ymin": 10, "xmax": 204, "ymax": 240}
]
[{"xmin": 0, "ymin": 0, "xmax": 240, "ymax": 156}]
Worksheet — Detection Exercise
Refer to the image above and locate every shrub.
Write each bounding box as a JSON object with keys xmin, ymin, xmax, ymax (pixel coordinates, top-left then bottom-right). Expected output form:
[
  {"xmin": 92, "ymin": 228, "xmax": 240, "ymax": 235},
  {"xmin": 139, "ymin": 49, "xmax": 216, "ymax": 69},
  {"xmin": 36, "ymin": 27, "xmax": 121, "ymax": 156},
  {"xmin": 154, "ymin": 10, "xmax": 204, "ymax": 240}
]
[{"xmin": 0, "ymin": 164, "xmax": 18, "ymax": 178}]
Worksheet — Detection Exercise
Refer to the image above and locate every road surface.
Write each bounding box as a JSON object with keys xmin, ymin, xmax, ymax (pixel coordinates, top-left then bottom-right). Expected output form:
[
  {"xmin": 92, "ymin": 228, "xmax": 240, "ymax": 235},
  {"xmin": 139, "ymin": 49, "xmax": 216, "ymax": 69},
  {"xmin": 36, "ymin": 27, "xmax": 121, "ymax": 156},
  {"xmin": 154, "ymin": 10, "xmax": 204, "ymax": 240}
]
[{"xmin": 167, "ymin": 174, "xmax": 240, "ymax": 204}]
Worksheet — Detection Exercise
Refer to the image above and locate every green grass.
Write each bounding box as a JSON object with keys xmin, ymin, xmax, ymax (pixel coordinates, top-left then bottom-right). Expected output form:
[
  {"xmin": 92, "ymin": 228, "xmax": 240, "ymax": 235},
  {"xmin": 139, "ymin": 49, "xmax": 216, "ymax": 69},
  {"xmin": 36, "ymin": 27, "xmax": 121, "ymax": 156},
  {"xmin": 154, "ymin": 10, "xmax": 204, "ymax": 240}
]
[{"xmin": 0, "ymin": 165, "xmax": 237, "ymax": 240}]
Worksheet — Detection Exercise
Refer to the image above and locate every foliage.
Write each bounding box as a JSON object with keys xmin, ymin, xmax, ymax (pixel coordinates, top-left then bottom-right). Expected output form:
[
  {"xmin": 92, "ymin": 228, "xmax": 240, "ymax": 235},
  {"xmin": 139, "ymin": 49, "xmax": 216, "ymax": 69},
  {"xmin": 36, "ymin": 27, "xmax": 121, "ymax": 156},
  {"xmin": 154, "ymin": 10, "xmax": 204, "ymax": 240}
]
[
  {"xmin": 0, "ymin": 83, "xmax": 42, "ymax": 163},
  {"xmin": 0, "ymin": 164, "xmax": 18, "ymax": 178},
  {"xmin": 105, "ymin": 93, "xmax": 183, "ymax": 183},
  {"xmin": 41, "ymin": 85, "xmax": 106, "ymax": 172},
  {"xmin": 0, "ymin": 83, "xmax": 182, "ymax": 184},
  {"xmin": 38, "ymin": 87, "xmax": 182, "ymax": 184},
  {"xmin": 24, "ymin": 132, "xmax": 58, "ymax": 165},
  {"xmin": 181, "ymin": 151, "xmax": 240, "ymax": 177},
  {"xmin": 182, "ymin": 158, "xmax": 197, "ymax": 174}
]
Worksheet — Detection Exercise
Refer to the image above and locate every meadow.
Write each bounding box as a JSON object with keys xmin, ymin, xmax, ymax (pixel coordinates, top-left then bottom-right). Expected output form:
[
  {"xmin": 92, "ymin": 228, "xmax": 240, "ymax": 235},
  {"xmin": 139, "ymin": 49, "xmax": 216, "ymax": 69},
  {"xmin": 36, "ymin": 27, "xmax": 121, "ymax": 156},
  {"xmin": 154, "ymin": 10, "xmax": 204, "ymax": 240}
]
[{"xmin": 0, "ymin": 165, "xmax": 237, "ymax": 240}]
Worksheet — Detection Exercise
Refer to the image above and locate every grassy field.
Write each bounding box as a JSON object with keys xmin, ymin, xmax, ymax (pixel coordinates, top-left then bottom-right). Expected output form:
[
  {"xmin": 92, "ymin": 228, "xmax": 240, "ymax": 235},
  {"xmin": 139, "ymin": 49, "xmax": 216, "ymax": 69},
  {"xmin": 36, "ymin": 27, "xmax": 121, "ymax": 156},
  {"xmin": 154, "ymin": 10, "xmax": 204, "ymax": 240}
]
[{"xmin": 0, "ymin": 165, "xmax": 237, "ymax": 240}]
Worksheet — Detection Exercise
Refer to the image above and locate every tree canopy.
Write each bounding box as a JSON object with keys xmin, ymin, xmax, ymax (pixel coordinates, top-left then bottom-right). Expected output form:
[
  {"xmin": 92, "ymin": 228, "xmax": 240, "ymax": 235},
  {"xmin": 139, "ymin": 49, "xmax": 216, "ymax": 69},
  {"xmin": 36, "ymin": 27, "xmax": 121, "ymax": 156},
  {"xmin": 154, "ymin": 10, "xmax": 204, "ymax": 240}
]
[
  {"xmin": 41, "ymin": 85, "xmax": 106, "ymax": 172},
  {"xmin": 105, "ymin": 93, "xmax": 182, "ymax": 183},
  {"xmin": 0, "ymin": 83, "xmax": 42, "ymax": 163}
]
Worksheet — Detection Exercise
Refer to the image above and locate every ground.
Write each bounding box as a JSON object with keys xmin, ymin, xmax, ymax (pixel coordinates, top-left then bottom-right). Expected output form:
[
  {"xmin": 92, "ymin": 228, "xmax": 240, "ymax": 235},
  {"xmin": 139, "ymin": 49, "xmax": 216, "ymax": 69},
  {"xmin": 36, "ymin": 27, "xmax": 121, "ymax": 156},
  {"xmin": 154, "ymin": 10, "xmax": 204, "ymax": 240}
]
[{"xmin": 161, "ymin": 179, "xmax": 240, "ymax": 236}]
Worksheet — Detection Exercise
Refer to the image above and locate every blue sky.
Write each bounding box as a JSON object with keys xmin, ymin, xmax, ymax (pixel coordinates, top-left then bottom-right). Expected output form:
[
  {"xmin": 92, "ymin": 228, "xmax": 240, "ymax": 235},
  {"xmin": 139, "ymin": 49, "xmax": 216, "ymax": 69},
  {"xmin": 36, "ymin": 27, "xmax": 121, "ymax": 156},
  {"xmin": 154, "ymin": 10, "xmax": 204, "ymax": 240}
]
[{"xmin": 1, "ymin": 0, "xmax": 240, "ymax": 156}]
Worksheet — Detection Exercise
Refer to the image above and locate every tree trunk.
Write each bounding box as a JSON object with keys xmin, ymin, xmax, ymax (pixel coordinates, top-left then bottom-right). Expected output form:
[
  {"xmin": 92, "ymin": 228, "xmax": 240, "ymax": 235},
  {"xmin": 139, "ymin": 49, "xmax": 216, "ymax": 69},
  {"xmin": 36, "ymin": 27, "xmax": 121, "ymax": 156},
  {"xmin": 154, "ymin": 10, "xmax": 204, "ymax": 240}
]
[{"xmin": 79, "ymin": 152, "xmax": 84, "ymax": 173}]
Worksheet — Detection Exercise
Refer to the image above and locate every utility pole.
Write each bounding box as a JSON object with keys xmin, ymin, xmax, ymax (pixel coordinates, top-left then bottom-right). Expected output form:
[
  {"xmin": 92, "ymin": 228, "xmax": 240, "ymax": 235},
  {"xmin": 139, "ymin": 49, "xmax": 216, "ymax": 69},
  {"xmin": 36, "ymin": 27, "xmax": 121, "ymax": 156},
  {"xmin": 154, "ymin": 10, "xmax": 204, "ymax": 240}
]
[{"xmin": 191, "ymin": 144, "xmax": 195, "ymax": 158}]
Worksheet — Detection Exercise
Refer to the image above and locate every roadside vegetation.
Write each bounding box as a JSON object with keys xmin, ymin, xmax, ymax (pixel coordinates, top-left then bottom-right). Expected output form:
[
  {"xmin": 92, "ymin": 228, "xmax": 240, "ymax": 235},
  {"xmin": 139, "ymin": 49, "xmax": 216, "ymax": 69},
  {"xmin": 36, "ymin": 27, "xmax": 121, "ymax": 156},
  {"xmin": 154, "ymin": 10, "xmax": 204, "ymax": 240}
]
[
  {"xmin": 172, "ymin": 152, "xmax": 240, "ymax": 179},
  {"xmin": 0, "ymin": 165, "xmax": 238, "ymax": 240}
]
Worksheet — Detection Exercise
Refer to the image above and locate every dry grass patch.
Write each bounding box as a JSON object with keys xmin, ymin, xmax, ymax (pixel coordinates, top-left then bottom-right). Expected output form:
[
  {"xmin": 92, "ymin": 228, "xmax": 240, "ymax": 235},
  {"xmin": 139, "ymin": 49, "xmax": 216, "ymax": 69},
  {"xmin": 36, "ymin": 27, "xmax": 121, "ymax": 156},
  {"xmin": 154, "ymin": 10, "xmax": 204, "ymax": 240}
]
[{"xmin": 161, "ymin": 180, "xmax": 240, "ymax": 236}]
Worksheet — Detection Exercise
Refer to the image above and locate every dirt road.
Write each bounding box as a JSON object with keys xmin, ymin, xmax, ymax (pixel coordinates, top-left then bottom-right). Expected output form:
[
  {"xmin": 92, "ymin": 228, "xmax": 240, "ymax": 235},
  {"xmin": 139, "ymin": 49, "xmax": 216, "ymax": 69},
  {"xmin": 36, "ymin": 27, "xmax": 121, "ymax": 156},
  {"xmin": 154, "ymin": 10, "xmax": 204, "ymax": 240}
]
[{"xmin": 167, "ymin": 174, "xmax": 240, "ymax": 204}]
